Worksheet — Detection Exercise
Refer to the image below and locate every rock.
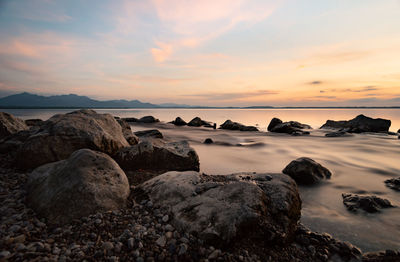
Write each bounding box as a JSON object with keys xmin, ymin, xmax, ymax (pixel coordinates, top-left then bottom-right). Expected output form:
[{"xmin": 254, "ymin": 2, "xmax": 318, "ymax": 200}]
[
  {"xmin": 25, "ymin": 119, "xmax": 44, "ymax": 127},
  {"xmin": 117, "ymin": 119, "xmax": 139, "ymax": 145},
  {"xmin": 16, "ymin": 109, "xmax": 129, "ymax": 169},
  {"xmin": 135, "ymin": 171, "xmax": 301, "ymax": 246},
  {"xmin": 219, "ymin": 120, "xmax": 258, "ymax": 132},
  {"xmin": 342, "ymin": 193, "xmax": 394, "ymax": 213},
  {"xmin": 204, "ymin": 138, "xmax": 213, "ymax": 144},
  {"xmin": 0, "ymin": 112, "xmax": 28, "ymax": 139},
  {"xmin": 267, "ymin": 118, "xmax": 311, "ymax": 135},
  {"xmin": 320, "ymin": 114, "xmax": 391, "ymax": 133},
  {"xmin": 0, "ymin": 251, "xmax": 11, "ymax": 260},
  {"xmin": 27, "ymin": 149, "xmax": 130, "ymax": 224},
  {"xmin": 325, "ymin": 131, "xmax": 348, "ymax": 137},
  {"xmin": 171, "ymin": 117, "xmax": 187, "ymax": 126},
  {"xmin": 134, "ymin": 129, "xmax": 163, "ymax": 139},
  {"xmin": 102, "ymin": 241, "xmax": 114, "ymax": 251},
  {"xmin": 267, "ymin": 118, "xmax": 282, "ymax": 131},
  {"xmin": 156, "ymin": 236, "xmax": 166, "ymax": 247},
  {"xmin": 187, "ymin": 117, "xmax": 213, "ymax": 127},
  {"xmin": 363, "ymin": 250, "xmax": 400, "ymax": 262},
  {"xmin": 137, "ymin": 116, "xmax": 159, "ymax": 123},
  {"xmin": 115, "ymin": 140, "xmax": 199, "ymax": 173},
  {"xmin": 385, "ymin": 177, "xmax": 400, "ymax": 191},
  {"xmin": 398, "ymin": 129, "xmax": 400, "ymax": 134},
  {"xmin": 122, "ymin": 117, "xmax": 138, "ymax": 122},
  {"xmin": 282, "ymin": 157, "xmax": 331, "ymax": 185}
]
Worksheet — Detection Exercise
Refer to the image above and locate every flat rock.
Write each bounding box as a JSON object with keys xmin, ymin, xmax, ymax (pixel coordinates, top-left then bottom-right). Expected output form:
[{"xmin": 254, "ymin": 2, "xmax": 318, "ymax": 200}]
[
  {"xmin": 219, "ymin": 120, "xmax": 258, "ymax": 132},
  {"xmin": 27, "ymin": 149, "xmax": 130, "ymax": 224},
  {"xmin": 320, "ymin": 114, "xmax": 391, "ymax": 133},
  {"xmin": 114, "ymin": 140, "xmax": 199, "ymax": 173},
  {"xmin": 135, "ymin": 171, "xmax": 301, "ymax": 246},
  {"xmin": 134, "ymin": 129, "xmax": 163, "ymax": 139},
  {"xmin": 282, "ymin": 157, "xmax": 331, "ymax": 185},
  {"xmin": 0, "ymin": 112, "xmax": 28, "ymax": 139},
  {"xmin": 384, "ymin": 177, "xmax": 400, "ymax": 191},
  {"xmin": 117, "ymin": 119, "xmax": 139, "ymax": 145},
  {"xmin": 342, "ymin": 193, "xmax": 394, "ymax": 213}
]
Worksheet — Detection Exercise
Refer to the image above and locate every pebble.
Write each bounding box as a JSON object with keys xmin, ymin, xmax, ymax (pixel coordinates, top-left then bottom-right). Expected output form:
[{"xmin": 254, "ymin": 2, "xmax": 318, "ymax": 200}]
[
  {"xmin": 156, "ymin": 236, "xmax": 166, "ymax": 247},
  {"xmin": 162, "ymin": 215, "xmax": 169, "ymax": 223}
]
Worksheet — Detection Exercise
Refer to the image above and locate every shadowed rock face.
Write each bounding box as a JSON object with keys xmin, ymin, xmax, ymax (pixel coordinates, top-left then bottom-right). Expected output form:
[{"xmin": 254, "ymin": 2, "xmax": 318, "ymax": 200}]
[
  {"xmin": 320, "ymin": 114, "xmax": 391, "ymax": 133},
  {"xmin": 114, "ymin": 140, "xmax": 199, "ymax": 174},
  {"xmin": 135, "ymin": 171, "xmax": 301, "ymax": 247},
  {"xmin": 134, "ymin": 129, "xmax": 163, "ymax": 139},
  {"xmin": 283, "ymin": 157, "xmax": 331, "ymax": 185},
  {"xmin": 342, "ymin": 193, "xmax": 394, "ymax": 213},
  {"xmin": 27, "ymin": 149, "xmax": 130, "ymax": 225},
  {"xmin": 171, "ymin": 117, "xmax": 187, "ymax": 126},
  {"xmin": 117, "ymin": 119, "xmax": 139, "ymax": 145},
  {"xmin": 219, "ymin": 120, "xmax": 258, "ymax": 132},
  {"xmin": 16, "ymin": 109, "xmax": 129, "ymax": 169},
  {"xmin": 0, "ymin": 112, "xmax": 28, "ymax": 139}
]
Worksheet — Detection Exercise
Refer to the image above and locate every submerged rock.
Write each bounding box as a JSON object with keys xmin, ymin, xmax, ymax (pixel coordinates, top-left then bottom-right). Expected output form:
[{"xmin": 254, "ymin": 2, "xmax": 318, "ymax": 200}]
[
  {"xmin": 187, "ymin": 117, "xmax": 213, "ymax": 127},
  {"xmin": 282, "ymin": 157, "xmax": 331, "ymax": 185},
  {"xmin": 385, "ymin": 177, "xmax": 400, "ymax": 191},
  {"xmin": 16, "ymin": 109, "xmax": 129, "ymax": 169},
  {"xmin": 0, "ymin": 112, "xmax": 28, "ymax": 139},
  {"xmin": 114, "ymin": 140, "xmax": 199, "ymax": 173},
  {"xmin": 342, "ymin": 193, "xmax": 394, "ymax": 213},
  {"xmin": 135, "ymin": 171, "xmax": 301, "ymax": 246},
  {"xmin": 171, "ymin": 117, "xmax": 187, "ymax": 126},
  {"xmin": 117, "ymin": 119, "xmax": 139, "ymax": 145},
  {"xmin": 320, "ymin": 114, "xmax": 391, "ymax": 133},
  {"xmin": 267, "ymin": 118, "xmax": 311, "ymax": 135},
  {"xmin": 134, "ymin": 129, "xmax": 163, "ymax": 139},
  {"xmin": 27, "ymin": 149, "xmax": 130, "ymax": 225},
  {"xmin": 219, "ymin": 120, "xmax": 258, "ymax": 131}
]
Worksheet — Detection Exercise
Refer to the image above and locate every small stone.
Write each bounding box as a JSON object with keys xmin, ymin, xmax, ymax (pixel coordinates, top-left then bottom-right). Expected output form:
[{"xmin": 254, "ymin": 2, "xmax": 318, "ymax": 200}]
[
  {"xmin": 162, "ymin": 215, "xmax": 169, "ymax": 223},
  {"xmin": 53, "ymin": 246, "xmax": 61, "ymax": 255},
  {"xmin": 178, "ymin": 244, "xmax": 188, "ymax": 256},
  {"xmin": 180, "ymin": 237, "xmax": 189, "ymax": 244},
  {"xmin": 127, "ymin": 238, "xmax": 135, "ymax": 249},
  {"xmin": 165, "ymin": 224, "xmax": 174, "ymax": 232},
  {"xmin": 114, "ymin": 242, "xmax": 123, "ymax": 253},
  {"xmin": 95, "ymin": 218, "xmax": 102, "ymax": 225},
  {"xmin": 204, "ymin": 138, "xmax": 214, "ymax": 144},
  {"xmin": 156, "ymin": 236, "xmax": 167, "ymax": 247},
  {"xmin": 208, "ymin": 249, "xmax": 221, "ymax": 259},
  {"xmin": 165, "ymin": 231, "xmax": 173, "ymax": 239},
  {"xmin": 15, "ymin": 243, "xmax": 26, "ymax": 252},
  {"xmin": 13, "ymin": 234, "xmax": 25, "ymax": 243},
  {"xmin": 0, "ymin": 251, "xmax": 11, "ymax": 259},
  {"xmin": 102, "ymin": 241, "xmax": 114, "ymax": 251},
  {"xmin": 8, "ymin": 224, "xmax": 21, "ymax": 233},
  {"xmin": 136, "ymin": 257, "xmax": 144, "ymax": 262}
]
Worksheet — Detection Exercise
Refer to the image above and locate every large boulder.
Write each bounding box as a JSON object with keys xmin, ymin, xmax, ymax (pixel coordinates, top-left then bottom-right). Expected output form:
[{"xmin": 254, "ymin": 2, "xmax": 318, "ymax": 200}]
[
  {"xmin": 187, "ymin": 117, "xmax": 213, "ymax": 127},
  {"xmin": 282, "ymin": 157, "xmax": 331, "ymax": 185},
  {"xmin": 320, "ymin": 114, "xmax": 391, "ymax": 133},
  {"xmin": 26, "ymin": 149, "xmax": 130, "ymax": 225},
  {"xmin": 114, "ymin": 140, "xmax": 199, "ymax": 173},
  {"xmin": 342, "ymin": 193, "xmax": 394, "ymax": 213},
  {"xmin": 267, "ymin": 118, "xmax": 282, "ymax": 131},
  {"xmin": 117, "ymin": 119, "xmax": 139, "ymax": 145},
  {"xmin": 0, "ymin": 112, "xmax": 28, "ymax": 139},
  {"xmin": 16, "ymin": 109, "xmax": 129, "ymax": 169},
  {"xmin": 219, "ymin": 120, "xmax": 258, "ymax": 132},
  {"xmin": 267, "ymin": 118, "xmax": 311, "ymax": 135},
  {"xmin": 135, "ymin": 171, "xmax": 301, "ymax": 246},
  {"xmin": 171, "ymin": 117, "xmax": 187, "ymax": 126}
]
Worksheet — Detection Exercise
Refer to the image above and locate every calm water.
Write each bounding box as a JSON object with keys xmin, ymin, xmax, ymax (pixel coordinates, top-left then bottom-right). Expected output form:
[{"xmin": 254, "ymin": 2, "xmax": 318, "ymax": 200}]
[{"xmin": 2, "ymin": 108, "xmax": 400, "ymax": 132}]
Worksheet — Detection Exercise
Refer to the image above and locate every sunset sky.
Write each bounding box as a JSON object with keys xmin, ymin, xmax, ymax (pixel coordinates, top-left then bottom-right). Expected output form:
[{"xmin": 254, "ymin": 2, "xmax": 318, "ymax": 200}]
[{"xmin": 0, "ymin": 0, "xmax": 399, "ymax": 106}]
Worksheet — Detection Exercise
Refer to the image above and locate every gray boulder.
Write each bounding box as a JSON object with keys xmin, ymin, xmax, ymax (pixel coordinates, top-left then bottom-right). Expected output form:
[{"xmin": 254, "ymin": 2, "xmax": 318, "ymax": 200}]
[
  {"xmin": 219, "ymin": 120, "xmax": 258, "ymax": 132},
  {"xmin": 117, "ymin": 119, "xmax": 138, "ymax": 145},
  {"xmin": 187, "ymin": 117, "xmax": 213, "ymax": 127},
  {"xmin": 114, "ymin": 140, "xmax": 199, "ymax": 173},
  {"xmin": 134, "ymin": 129, "xmax": 163, "ymax": 139},
  {"xmin": 320, "ymin": 114, "xmax": 391, "ymax": 133},
  {"xmin": 342, "ymin": 193, "xmax": 394, "ymax": 213},
  {"xmin": 135, "ymin": 171, "xmax": 301, "ymax": 246},
  {"xmin": 16, "ymin": 109, "xmax": 129, "ymax": 169},
  {"xmin": 282, "ymin": 157, "xmax": 331, "ymax": 185},
  {"xmin": 27, "ymin": 149, "xmax": 130, "ymax": 225},
  {"xmin": 0, "ymin": 112, "xmax": 28, "ymax": 139},
  {"xmin": 171, "ymin": 117, "xmax": 187, "ymax": 126}
]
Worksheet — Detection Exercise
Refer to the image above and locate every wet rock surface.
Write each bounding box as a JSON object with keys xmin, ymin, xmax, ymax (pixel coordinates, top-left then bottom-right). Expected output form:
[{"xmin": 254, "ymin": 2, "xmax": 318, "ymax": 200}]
[
  {"xmin": 342, "ymin": 193, "xmax": 394, "ymax": 213},
  {"xmin": 320, "ymin": 114, "xmax": 391, "ymax": 133},
  {"xmin": 134, "ymin": 129, "xmax": 163, "ymax": 139},
  {"xmin": 219, "ymin": 120, "xmax": 258, "ymax": 132},
  {"xmin": 171, "ymin": 117, "xmax": 187, "ymax": 126},
  {"xmin": 282, "ymin": 157, "xmax": 332, "ymax": 185},
  {"xmin": 385, "ymin": 177, "xmax": 400, "ymax": 191},
  {"xmin": 187, "ymin": 117, "xmax": 213, "ymax": 128},
  {"xmin": 137, "ymin": 116, "xmax": 160, "ymax": 123},
  {"xmin": 0, "ymin": 112, "xmax": 28, "ymax": 139},
  {"xmin": 268, "ymin": 118, "xmax": 311, "ymax": 135}
]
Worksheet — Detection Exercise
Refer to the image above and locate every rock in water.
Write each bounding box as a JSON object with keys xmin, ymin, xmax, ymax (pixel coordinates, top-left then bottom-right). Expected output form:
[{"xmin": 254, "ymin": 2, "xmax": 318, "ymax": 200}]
[
  {"xmin": 171, "ymin": 117, "xmax": 187, "ymax": 126},
  {"xmin": 267, "ymin": 118, "xmax": 283, "ymax": 131},
  {"xmin": 134, "ymin": 129, "xmax": 163, "ymax": 139},
  {"xmin": 114, "ymin": 140, "xmax": 199, "ymax": 172},
  {"xmin": 27, "ymin": 149, "xmax": 130, "ymax": 225},
  {"xmin": 282, "ymin": 157, "xmax": 331, "ymax": 185},
  {"xmin": 16, "ymin": 109, "xmax": 129, "ymax": 169},
  {"xmin": 342, "ymin": 193, "xmax": 394, "ymax": 213},
  {"xmin": 137, "ymin": 116, "xmax": 159, "ymax": 123},
  {"xmin": 0, "ymin": 112, "xmax": 28, "ymax": 139},
  {"xmin": 135, "ymin": 171, "xmax": 301, "ymax": 246},
  {"xmin": 203, "ymin": 138, "xmax": 213, "ymax": 144},
  {"xmin": 385, "ymin": 177, "xmax": 400, "ymax": 191},
  {"xmin": 320, "ymin": 114, "xmax": 391, "ymax": 133},
  {"xmin": 25, "ymin": 119, "xmax": 44, "ymax": 127},
  {"xmin": 187, "ymin": 117, "xmax": 213, "ymax": 127},
  {"xmin": 219, "ymin": 120, "xmax": 258, "ymax": 131},
  {"xmin": 267, "ymin": 118, "xmax": 311, "ymax": 135},
  {"xmin": 117, "ymin": 119, "xmax": 139, "ymax": 145}
]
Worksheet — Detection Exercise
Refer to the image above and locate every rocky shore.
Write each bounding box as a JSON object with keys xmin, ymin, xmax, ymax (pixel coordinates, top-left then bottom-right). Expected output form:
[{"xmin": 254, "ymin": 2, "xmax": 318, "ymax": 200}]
[{"xmin": 1, "ymin": 110, "xmax": 399, "ymax": 261}]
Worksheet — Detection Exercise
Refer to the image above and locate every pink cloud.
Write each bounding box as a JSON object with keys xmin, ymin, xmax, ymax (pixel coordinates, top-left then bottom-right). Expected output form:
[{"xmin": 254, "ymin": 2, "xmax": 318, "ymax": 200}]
[{"xmin": 151, "ymin": 42, "xmax": 173, "ymax": 63}]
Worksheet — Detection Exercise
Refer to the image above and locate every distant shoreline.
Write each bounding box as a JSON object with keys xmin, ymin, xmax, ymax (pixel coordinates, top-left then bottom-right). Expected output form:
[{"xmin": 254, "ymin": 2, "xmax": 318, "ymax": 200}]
[{"xmin": 1, "ymin": 106, "xmax": 399, "ymax": 109}]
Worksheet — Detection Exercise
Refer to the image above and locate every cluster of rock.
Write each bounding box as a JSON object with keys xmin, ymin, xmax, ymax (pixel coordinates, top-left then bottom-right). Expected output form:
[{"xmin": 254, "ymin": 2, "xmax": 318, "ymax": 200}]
[
  {"xmin": 267, "ymin": 118, "xmax": 311, "ymax": 135},
  {"xmin": 341, "ymin": 193, "xmax": 394, "ymax": 213},
  {"xmin": 122, "ymin": 116, "xmax": 160, "ymax": 123},
  {"xmin": 170, "ymin": 116, "xmax": 215, "ymax": 128},
  {"xmin": 321, "ymin": 114, "xmax": 391, "ymax": 134},
  {"xmin": 219, "ymin": 120, "xmax": 258, "ymax": 131},
  {"xmin": 385, "ymin": 177, "xmax": 400, "ymax": 191}
]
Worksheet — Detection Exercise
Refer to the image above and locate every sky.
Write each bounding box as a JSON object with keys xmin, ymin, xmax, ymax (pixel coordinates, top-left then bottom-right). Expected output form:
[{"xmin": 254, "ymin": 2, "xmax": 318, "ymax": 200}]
[{"xmin": 0, "ymin": 0, "xmax": 399, "ymax": 107}]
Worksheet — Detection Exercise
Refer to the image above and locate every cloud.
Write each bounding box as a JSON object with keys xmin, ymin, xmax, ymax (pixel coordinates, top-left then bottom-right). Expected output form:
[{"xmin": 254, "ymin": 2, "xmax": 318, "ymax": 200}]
[
  {"xmin": 308, "ymin": 81, "xmax": 323, "ymax": 85},
  {"xmin": 181, "ymin": 89, "xmax": 279, "ymax": 101},
  {"xmin": 151, "ymin": 42, "xmax": 173, "ymax": 63}
]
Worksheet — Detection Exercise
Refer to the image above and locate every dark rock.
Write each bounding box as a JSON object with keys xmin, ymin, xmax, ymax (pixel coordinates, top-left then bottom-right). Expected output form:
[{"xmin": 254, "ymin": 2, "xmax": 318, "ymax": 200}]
[
  {"xmin": 135, "ymin": 171, "xmax": 301, "ymax": 246},
  {"xmin": 282, "ymin": 157, "xmax": 331, "ymax": 185},
  {"xmin": 320, "ymin": 114, "xmax": 391, "ymax": 133},
  {"xmin": 363, "ymin": 250, "xmax": 400, "ymax": 262},
  {"xmin": 267, "ymin": 118, "xmax": 282, "ymax": 131},
  {"xmin": 384, "ymin": 177, "xmax": 400, "ymax": 191},
  {"xmin": 117, "ymin": 119, "xmax": 139, "ymax": 145},
  {"xmin": 0, "ymin": 129, "xmax": 32, "ymax": 154},
  {"xmin": 25, "ymin": 119, "xmax": 44, "ymax": 127},
  {"xmin": 171, "ymin": 117, "xmax": 187, "ymax": 126},
  {"xmin": 187, "ymin": 117, "xmax": 213, "ymax": 127},
  {"xmin": 134, "ymin": 129, "xmax": 163, "ymax": 139},
  {"xmin": 325, "ymin": 131, "xmax": 347, "ymax": 137},
  {"xmin": 268, "ymin": 118, "xmax": 311, "ymax": 135},
  {"xmin": 0, "ymin": 112, "xmax": 28, "ymax": 139},
  {"xmin": 219, "ymin": 120, "xmax": 258, "ymax": 132},
  {"xmin": 398, "ymin": 129, "xmax": 400, "ymax": 134},
  {"xmin": 342, "ymin": 193, "xmax": 394, "ymax": 213},
  {"xmin": 16, "ymin": 109, "xmax": 129, "ymax": 169},
  {"xmin": 203, "ymin": 138, "xmax": 213, "ymax": 144},
  {"xmin": 114, "ymin": 140, "xmax": 199, "ymax": 173},
  {"xmin": 27, "ymin": 149, "xmax": 130, "ymax": 224},
  {"xmin": 137, "ymin": 116, "xmax": 159, "ymax": 123},
  {"xmin": 122, "ymin": 117, "xmax": 138, "ymax": 122}
]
